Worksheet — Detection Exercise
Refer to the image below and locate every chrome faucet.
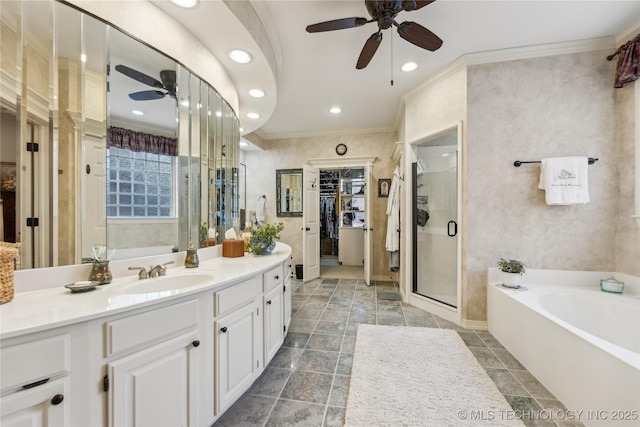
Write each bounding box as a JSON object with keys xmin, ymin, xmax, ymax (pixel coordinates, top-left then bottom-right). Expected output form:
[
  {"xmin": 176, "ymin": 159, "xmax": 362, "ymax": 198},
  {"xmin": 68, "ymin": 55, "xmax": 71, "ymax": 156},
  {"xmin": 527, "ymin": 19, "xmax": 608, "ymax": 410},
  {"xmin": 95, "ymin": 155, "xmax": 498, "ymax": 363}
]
[
  {"xmin": 128, "ymin": 261, "xmax": 174, "ymax": 280},
  {"xmin": 148, "ymin": 261, "xmax": 175, "ymax": 278}
]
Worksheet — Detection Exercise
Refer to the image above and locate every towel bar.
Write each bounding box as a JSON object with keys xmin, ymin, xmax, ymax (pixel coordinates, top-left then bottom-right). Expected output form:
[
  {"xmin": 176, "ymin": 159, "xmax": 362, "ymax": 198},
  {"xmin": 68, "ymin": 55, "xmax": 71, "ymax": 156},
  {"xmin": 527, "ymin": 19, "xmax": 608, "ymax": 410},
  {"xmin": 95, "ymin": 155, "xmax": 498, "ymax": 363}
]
[{"xmin": 513, "ymin": 158, "xmax": 598, "ymax": 167}]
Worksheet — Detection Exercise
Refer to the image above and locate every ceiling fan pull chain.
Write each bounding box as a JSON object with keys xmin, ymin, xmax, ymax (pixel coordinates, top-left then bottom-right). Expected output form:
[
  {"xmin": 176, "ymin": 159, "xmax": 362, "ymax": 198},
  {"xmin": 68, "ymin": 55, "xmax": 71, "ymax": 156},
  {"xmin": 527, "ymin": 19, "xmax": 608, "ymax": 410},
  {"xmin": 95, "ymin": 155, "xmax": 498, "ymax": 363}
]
[{"xmin": 390, "ymin": 29, "xmax": 394, "ymax": 86}]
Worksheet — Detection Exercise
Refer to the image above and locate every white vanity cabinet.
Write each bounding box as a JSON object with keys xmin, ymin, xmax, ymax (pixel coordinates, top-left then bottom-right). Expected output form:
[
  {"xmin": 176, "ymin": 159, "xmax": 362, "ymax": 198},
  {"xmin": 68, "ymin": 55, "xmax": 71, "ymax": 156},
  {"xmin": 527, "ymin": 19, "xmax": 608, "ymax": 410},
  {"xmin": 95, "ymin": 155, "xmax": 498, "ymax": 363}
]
[
  {"xmin": 103, "ymin": 299, "xmax": 201, "ymax": 427},
  {"xmin": 0, "ymin": 333, "xmax": 72, "ymax": 426},
  {"xmin": 214, "ymin": 275, "xmax": 262, "ymax": 414},
  {"xmin": 283, "ymin": 257, "xmax": 293, "ymax": 330}
]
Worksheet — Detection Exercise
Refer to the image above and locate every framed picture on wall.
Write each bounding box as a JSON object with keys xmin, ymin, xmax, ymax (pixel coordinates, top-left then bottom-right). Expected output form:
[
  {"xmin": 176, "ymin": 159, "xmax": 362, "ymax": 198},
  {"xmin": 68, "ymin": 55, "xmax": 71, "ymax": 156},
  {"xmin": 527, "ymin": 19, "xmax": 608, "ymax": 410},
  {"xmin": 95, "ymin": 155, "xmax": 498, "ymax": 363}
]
[{"xmin": 378, "ymin": 178, "xmax": 391, "ymax": 198}]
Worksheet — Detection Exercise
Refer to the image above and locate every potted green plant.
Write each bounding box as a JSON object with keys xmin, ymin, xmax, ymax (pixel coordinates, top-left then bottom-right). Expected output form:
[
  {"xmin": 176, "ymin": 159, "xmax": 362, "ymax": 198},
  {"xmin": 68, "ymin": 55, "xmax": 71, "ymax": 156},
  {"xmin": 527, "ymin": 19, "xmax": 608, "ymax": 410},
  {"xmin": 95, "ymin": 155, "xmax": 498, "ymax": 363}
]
[
  {"xmin": 497, "ymin": 258, "xmax": 526, "ymax": 288},
  {"xmin": 248, "ymin": 222, "xmax": 284, "ymax": 255}
]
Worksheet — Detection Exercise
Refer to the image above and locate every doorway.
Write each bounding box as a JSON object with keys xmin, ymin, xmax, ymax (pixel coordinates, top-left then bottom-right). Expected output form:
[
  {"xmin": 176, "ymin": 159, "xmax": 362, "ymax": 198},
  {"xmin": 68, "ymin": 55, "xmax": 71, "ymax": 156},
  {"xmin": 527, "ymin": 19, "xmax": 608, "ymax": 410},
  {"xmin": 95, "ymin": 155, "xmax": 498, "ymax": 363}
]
[
  {"xmin": 303, "ymin": 157, "xmax": 374, "ymax": 284},
  {"xmin": 319, "ymin": 168, "xmax": 365, "ymax": 280}
]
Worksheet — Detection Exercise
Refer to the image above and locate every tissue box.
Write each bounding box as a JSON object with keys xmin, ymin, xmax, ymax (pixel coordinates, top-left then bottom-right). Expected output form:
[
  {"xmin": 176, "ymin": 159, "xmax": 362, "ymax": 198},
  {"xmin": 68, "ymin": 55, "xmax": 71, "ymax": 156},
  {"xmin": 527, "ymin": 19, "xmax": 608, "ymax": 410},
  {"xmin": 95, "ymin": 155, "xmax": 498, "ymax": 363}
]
[{"xmin": 222, "ymin": 239, "xmax": 245, "ymax": 258}]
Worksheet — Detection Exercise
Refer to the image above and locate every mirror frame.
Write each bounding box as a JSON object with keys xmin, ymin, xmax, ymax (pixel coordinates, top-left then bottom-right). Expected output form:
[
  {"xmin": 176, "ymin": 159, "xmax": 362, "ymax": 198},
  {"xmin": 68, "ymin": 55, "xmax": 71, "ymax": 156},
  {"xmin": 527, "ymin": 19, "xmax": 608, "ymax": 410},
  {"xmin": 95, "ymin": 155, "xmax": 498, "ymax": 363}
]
[{"xmin": 276, "ymin": 169, "xmax": 303, "ymax": 217}]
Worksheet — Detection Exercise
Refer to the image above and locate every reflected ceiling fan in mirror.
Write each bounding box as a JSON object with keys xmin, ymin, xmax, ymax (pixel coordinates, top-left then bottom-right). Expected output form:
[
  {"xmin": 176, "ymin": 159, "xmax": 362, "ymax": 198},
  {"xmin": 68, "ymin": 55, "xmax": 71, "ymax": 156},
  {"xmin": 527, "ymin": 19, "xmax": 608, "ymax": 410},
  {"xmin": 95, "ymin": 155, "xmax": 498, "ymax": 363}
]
[
  {"xmin": 114, "ymin": 64, "xmax": 177, "ymax": 101},
  {"xmin": 306, "ymin": 0, "xmax": 443, "ymax": 69}
]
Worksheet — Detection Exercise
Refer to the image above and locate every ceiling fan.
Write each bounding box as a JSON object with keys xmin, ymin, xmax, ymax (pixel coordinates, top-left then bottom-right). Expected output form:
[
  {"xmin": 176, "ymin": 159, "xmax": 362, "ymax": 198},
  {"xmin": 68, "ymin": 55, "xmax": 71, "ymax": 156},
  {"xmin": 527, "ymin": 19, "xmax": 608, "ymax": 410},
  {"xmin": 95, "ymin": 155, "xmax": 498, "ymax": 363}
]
[
  {"xmin": 306, "ymin": 0, "xmax": 443, "ymax": 69},
  {"xmin": 114, "ymin": 64, "xmax": 177, "ymax": 101}
]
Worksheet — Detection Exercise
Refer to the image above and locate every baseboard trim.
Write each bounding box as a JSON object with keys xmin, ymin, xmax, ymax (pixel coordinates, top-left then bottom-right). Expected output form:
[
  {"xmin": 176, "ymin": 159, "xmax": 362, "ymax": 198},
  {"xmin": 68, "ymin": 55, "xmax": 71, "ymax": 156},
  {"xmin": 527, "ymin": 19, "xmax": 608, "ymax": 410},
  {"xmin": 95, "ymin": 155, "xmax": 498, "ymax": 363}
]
[{"xmin": 461, "ymin": 319, "xmax": 488, "ymax": 331}]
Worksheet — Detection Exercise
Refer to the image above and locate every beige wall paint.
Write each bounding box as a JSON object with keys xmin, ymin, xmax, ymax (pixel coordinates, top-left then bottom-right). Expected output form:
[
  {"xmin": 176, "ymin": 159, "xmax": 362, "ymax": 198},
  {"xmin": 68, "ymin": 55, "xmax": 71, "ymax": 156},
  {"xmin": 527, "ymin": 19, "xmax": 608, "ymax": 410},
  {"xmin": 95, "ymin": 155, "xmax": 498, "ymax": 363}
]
[
  {"xmin": 465, "ymin": 50, "xmax": 619, "ymax": 321},
  {"xmin": 244, "ymin": 131, "xmax": 398, "ymax": 281}
]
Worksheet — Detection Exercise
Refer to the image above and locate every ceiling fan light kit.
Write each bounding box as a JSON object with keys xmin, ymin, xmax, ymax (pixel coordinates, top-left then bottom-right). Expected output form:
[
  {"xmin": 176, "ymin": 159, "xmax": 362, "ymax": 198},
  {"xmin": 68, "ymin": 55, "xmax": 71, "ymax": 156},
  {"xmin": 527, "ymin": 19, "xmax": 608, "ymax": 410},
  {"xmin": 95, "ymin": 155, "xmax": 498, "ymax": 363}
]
[{"xmin": 306, "ymin": 0, "xmax": 442, "ymax": 70}]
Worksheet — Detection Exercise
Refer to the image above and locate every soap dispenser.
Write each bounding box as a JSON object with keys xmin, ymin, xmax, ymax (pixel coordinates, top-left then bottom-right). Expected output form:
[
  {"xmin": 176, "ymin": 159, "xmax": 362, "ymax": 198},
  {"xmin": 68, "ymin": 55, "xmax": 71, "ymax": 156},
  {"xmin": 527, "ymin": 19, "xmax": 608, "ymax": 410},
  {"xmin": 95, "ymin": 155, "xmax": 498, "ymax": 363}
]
[{"xmin": 185, "ymin": 242, "xmax": 199, "ymax": 268}]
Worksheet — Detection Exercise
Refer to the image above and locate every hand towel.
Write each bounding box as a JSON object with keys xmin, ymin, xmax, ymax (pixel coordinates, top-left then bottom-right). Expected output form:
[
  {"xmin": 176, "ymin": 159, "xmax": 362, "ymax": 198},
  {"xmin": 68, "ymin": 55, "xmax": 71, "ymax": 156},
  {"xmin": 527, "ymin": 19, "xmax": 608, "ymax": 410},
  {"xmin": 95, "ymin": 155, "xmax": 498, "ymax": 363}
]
[
  {"xmin": 256, "ymin": 195, "xmax": 266, "ymax": 222},
  {"xmin": 538, "ymin": 157, "xmax": 589, "ymax": 205}
]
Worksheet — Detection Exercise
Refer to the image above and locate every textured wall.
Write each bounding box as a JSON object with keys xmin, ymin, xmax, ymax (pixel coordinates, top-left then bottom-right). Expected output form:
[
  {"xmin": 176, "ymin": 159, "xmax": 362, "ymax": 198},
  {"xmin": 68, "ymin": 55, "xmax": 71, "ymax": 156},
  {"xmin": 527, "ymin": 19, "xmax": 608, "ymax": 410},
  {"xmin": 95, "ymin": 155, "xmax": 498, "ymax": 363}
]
[
  {"xmin": 244, "ymin": 131, "xmax": 397, "ymax": 280},
  {"xmin": 614, "ymin": 82, "xmax": 639, "ymax": 276},
  {"xmin": 465, "ymin": 50, "xmax": 618, "ymax": 321}
]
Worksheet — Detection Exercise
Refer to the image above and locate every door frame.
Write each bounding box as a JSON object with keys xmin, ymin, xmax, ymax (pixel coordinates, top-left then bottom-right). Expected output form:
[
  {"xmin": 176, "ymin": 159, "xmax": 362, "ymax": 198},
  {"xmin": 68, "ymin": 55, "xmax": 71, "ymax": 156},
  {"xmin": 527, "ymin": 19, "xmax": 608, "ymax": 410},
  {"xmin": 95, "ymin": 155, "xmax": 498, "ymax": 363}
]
[
  {"xmin": 405, "ymin": 122, "xmax": 462, "ymax": 325},
  {"xmin": 305, "ymin": 157, "xmax": 376, "ymax": 284}
]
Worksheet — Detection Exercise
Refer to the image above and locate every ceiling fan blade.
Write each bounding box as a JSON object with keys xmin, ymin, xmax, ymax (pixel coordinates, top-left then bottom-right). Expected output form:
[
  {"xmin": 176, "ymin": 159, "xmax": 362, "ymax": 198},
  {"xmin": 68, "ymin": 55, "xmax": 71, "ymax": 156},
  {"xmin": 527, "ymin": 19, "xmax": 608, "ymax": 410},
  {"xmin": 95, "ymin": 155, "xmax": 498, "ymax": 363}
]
[
  {"xmin": 356, "ymin": 32, "xmax": 383, "ymax": 70},
  {"xmin": 411, "ymin": 1, "xmax": 436, "ymax": 11},
  {"xmin": 159, "ymin": 70, "xmax": 177, "ymax": 95},
  {"xmin": 115, "ymin": 64, "xmax": 163, "ymax": 89},
  {"xmin": 306, "ymin": 17, "xmax": 368, "ymax": 33},
  {"xmin": 129, "ymin": 90, "xmax": 166, "ymax": 101},
  {"xmin": 397, "ymin": 21, "xmax": 442, "ymax": 51}
]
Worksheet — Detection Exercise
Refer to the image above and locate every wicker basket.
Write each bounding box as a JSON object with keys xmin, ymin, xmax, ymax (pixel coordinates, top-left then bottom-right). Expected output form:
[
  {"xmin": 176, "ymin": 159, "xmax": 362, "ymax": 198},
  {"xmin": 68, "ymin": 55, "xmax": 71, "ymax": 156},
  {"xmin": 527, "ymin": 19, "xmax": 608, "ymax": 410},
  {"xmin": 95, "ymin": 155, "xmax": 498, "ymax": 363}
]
[{"xmin": 0, "ymin": 242, "xmax": 20, "ymax": 304}]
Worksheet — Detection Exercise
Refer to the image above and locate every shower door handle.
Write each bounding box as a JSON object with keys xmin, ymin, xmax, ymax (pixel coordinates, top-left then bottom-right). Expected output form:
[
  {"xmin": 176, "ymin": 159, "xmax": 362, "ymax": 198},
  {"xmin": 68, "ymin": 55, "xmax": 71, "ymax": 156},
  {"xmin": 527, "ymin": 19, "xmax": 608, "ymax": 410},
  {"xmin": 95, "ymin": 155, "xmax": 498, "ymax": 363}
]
[{"xmin": 447, "ymin": 221, "xmax": 457, "ymax": 237}]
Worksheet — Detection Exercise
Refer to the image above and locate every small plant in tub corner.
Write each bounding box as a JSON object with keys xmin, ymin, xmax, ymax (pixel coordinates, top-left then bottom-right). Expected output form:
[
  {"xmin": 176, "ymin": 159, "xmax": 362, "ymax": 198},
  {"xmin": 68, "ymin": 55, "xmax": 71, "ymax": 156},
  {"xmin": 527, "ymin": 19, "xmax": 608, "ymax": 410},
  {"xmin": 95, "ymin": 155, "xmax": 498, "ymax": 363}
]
[
  {"xmin": 497, "ymin": 258, "xmax": 526, "ymax": 288},
  {"xmin": 248, "ymin": 222, "xmax": 284, "ymax": 255}
]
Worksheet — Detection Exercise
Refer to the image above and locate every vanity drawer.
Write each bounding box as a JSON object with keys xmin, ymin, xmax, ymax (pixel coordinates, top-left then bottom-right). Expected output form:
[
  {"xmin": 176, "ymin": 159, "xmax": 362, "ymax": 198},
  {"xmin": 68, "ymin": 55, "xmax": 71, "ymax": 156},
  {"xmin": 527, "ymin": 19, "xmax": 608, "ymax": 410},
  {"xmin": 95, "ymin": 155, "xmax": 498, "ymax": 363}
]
[
  {"xmin": 105, "ymin": 299, "xmax": 198, "ymax": 357},
  {"xmin": 1, "ymin": 334, "xmax": 70, "ymax": 392},
  {"xmin": 215, "ymin": 275, "xmax": 259, "ymax": 316},
  {"xmin": 263, "ymin": 264, "xmax": 283, "ymax": 292}
]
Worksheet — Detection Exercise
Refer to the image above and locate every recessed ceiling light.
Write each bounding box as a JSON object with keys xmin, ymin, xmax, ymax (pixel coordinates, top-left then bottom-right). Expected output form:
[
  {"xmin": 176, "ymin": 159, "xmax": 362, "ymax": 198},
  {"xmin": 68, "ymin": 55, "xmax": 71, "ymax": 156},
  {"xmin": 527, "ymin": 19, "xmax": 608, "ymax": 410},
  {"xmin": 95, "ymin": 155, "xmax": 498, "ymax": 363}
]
[
  {"xmin": 171, "ymin": 0, "xmax": 197, "ymax": 8},
  {"xmin": 248, "ymin": 89, "xmax": 265, "ymax": 98},
  {"xmin": 442, "ymin": 153, "xmax": 450, "ymax": 157},
  {"xmin": 329, "ymin": 107, "xmax": 341, "ymax": 114},
  {"xmin": 239, "ymin": 141, "xmax": 249, "ymax": 147},
  {"xmin": 216, "ymin": 111, "xmax": 222, "ymax": 117},
  {"xmin": 246, "ymin": 112, "xmax": 260, "ymax": 119},
  {"xmin": 131, "ymin": 109, "xmax": 144, "ymax": 116},
  {"xmin": 239, "ymin": 127, "xmax": 245, "ymax": 132},
  {"xmin": 180, "ymin": 100, "xmax": 189, "ymax": 107},
  {"xmin": 229, "ymin": 49, "xmax": 252, "ymax": 64},
  {"xmin": 401, "ymin": 62, "xmax": 418, "ymax": 72},
  {"xmin": 80, "ymin": 53, "xmax": 87, "ymax": 63}
]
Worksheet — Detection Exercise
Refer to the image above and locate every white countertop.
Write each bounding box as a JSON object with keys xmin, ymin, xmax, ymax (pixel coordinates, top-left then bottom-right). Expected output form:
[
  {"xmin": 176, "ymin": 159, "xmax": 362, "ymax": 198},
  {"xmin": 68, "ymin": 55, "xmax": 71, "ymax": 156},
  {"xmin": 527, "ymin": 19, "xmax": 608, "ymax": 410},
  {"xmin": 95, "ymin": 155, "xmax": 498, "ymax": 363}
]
[{"xmin": 0, "ymin": 243, "xmax": 292, "ymax": 340}]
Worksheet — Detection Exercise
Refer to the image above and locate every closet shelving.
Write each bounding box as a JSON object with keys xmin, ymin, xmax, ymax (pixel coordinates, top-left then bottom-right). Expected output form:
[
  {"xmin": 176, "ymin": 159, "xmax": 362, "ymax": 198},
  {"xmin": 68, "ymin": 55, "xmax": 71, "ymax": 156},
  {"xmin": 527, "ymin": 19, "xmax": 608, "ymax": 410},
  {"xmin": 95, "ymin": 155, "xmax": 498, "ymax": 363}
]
[
  {"xmin": 339, "ymin": 175, "xmax": 365, "ymax": 228},
  {"xmin": 338, "ymin": 169, "xmax": 365, "ymax": 266}
]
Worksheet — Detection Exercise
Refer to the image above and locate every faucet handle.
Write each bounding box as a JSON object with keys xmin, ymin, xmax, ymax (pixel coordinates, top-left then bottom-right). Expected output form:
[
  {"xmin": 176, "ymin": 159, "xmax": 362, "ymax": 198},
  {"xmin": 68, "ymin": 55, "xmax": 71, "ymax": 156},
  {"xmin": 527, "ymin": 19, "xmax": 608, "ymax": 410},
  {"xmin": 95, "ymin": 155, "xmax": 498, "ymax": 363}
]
[
  {"xmin": 158, "ymin": 261, "xmax": 175, "ymax": 276},
  {"xmin": 128, "ymin": 266, "xmax": 149, "ymax": 280}
]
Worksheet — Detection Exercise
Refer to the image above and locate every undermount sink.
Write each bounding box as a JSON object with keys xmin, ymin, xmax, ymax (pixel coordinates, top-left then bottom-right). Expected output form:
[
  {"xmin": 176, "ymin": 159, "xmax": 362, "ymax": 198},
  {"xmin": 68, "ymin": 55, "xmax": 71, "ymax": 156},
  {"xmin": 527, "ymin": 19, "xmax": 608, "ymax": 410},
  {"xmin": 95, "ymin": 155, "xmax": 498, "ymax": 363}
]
[{"xmin": 122, "ymin": 273, "xmax": 214, "ymax": 294}]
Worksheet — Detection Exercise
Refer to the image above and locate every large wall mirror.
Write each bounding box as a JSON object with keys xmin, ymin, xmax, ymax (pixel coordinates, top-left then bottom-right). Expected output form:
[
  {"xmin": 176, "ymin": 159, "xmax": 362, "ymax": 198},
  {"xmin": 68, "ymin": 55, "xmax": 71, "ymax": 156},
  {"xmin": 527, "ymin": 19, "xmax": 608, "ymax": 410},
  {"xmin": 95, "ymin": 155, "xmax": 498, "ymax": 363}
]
[
  {"xmin": 0, "ymin": 0, "xmax": 239, "ymax": 269},
  {"xmin": 276, "ymin": 169, "xmax": 302, "ymax": 217}
]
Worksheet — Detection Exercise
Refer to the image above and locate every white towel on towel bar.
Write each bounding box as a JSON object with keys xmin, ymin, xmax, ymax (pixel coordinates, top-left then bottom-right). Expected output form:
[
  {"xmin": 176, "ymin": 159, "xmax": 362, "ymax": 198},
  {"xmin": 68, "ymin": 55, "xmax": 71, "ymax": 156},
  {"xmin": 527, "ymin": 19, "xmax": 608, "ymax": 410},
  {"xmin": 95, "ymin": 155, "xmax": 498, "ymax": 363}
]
[{"xmin": 538, "ymin": 157, "xmax": 589, "ymax": 205}]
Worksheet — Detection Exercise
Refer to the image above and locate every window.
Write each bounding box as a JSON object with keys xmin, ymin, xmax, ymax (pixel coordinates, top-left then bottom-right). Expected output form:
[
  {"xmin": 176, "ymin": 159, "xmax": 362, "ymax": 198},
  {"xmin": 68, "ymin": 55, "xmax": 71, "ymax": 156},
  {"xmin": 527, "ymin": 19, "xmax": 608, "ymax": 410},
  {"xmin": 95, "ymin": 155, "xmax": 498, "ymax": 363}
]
[{"xmin": 107, "ymin": 147, "xmax": 176, "ymax": 217}]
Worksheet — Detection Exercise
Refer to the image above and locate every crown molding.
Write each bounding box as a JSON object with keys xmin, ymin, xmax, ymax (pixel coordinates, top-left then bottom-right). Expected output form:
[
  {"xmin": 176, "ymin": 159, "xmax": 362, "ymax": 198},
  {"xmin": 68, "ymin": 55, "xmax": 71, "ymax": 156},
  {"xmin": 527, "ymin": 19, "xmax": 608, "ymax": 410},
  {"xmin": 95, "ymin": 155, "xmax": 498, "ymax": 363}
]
[
  {"xmin": 402, "ymin": 56, "xmax": 466, "ymax": 102},
  {"xmin": 464, "ymin": 36, "xmax": 615, "ymax": 66},
  {"xmin": 258, "ymin": 126, "xmax": 396, "ymax": 141},
  {"xmin": 615, "ymin": 18, "xmax": 640, "ymax": 45},
  {"xmin": 306, "ymin": 156, "xmax": 377, "ymax": 169}
]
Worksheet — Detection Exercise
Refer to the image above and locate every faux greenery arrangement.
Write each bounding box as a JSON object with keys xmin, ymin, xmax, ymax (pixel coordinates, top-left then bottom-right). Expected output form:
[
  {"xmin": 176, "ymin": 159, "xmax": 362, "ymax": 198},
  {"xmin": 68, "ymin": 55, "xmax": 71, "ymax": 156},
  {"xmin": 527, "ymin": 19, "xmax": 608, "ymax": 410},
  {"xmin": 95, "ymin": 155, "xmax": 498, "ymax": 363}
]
[
  {"xmin": 248, "ymin": 222, "xmax": 284, "ymax": 255},
  {"xmin": 497, "ymin": 258, "xmax": 526, "ymax": 275}
]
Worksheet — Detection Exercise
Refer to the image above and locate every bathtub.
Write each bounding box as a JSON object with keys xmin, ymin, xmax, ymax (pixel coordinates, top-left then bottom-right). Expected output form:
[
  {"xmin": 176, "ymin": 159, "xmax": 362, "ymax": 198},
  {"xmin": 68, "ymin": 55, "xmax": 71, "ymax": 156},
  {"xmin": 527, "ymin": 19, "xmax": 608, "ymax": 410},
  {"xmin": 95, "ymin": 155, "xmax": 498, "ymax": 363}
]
[{"xmin": 487, "ymin": 269, "xmax": 640, "ymax": 427}]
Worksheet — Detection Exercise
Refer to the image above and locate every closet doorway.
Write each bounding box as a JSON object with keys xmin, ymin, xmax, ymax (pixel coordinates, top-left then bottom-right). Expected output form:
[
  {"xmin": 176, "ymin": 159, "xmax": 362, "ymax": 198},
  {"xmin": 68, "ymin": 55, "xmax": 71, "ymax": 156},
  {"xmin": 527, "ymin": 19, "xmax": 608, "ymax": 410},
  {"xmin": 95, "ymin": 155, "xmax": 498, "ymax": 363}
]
[
  {"xmin": 319, "ymin": 168, "xmax": 366, "ymax": 280},
  {"xmin": 303, "ymin": 158, "xmax": 375, "ymax": 284}
]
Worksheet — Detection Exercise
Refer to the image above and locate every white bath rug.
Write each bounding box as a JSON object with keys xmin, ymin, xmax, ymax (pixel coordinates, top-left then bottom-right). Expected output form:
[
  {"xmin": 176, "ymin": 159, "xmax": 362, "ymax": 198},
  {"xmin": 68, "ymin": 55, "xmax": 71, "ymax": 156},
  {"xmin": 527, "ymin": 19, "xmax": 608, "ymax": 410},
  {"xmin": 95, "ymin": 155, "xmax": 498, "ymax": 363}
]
[{"xmin": 345, "ymin": 325, "xmax": 524, "ymax": 427}]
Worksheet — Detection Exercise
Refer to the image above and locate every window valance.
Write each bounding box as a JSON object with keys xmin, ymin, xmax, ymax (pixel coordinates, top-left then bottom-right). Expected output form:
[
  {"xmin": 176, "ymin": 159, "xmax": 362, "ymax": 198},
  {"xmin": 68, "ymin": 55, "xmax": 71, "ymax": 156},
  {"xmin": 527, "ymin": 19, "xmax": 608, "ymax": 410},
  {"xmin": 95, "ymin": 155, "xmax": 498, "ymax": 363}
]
[
  {"xmin": 608, "ymin": 33, "xmax": 640, "ymax": 89},
  {"xmin": 108, "ymin": 126, "xmax": 177, "ymax": 156}
]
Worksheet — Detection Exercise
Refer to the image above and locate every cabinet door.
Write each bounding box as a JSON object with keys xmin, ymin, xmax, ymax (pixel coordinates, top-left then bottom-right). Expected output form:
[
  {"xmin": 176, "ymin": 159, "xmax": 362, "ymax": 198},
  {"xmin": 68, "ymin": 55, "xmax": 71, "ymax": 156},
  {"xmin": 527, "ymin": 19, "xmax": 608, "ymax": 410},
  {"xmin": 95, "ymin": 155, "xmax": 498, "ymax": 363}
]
[
  {"xmin": 1, "ymin": 378, "xmax": 68, "ymax": 427},
  {"xmin": 216, "ymin": 301, "xmax": 260, "ymax": 413},
  {"xmin": 108, "ymin": 331, "xmax": 199, "ymax": 427},
  {"xmin": 264, "ymin": 285, "xmax": 284, "ymax": 364}
]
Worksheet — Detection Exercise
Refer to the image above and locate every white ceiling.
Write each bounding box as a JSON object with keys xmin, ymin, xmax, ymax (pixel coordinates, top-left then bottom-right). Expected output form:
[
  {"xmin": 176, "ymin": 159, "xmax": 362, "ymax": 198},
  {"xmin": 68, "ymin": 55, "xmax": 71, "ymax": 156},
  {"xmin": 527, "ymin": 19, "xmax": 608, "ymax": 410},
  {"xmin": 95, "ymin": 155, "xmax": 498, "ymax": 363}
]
[{"xmin": 152, "ymin": 0, "xmax": 639, "ymax": 140}]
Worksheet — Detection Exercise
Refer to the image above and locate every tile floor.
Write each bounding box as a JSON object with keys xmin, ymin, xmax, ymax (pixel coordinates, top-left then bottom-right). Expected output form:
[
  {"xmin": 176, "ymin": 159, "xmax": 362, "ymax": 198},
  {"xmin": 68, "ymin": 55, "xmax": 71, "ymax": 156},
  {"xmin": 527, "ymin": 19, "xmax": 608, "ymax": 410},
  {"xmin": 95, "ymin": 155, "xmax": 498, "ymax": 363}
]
[{"xmin": 213, "ymin": 278, "xmax": 583, "ymax": 427}]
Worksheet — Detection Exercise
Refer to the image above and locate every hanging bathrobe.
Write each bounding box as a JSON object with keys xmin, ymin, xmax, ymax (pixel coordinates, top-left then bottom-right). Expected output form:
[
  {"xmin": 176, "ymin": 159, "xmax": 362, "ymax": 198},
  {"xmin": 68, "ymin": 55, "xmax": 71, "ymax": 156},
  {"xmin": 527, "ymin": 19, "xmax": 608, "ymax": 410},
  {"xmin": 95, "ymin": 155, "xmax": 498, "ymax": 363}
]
[
  {"xmin": 386, "ymin": 166, "xmax": 401, "ymax": 271},
  {"xmin": 256, "ymin": 195, "xmax": 267, "ymax": 225}
]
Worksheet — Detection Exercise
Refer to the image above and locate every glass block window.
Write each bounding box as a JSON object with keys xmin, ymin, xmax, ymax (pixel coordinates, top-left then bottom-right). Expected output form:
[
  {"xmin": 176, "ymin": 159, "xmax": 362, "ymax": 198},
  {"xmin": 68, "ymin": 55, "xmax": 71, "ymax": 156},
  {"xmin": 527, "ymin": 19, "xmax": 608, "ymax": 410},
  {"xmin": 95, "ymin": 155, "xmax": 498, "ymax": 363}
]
[{"xmin": 107, "ymin": 147, "xmax": 176, "ymax": 217}]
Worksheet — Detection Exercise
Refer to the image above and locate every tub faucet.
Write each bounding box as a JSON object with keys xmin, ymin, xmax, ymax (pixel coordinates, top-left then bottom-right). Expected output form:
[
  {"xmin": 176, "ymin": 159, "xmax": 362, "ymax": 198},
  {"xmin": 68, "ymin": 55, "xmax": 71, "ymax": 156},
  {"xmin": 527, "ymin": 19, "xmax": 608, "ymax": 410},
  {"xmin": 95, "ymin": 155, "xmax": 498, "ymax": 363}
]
[{"xmin": 148, "ymin": 261, "xmax": 175, "ymax": 278}]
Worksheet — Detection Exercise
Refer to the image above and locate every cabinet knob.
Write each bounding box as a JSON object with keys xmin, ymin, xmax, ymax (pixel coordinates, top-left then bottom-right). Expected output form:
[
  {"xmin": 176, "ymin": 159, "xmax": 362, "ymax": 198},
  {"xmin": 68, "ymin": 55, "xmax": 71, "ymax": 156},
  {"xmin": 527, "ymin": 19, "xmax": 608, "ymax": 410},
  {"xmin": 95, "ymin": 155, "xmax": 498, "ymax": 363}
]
[
  {"xmin": 51, "ymin": 394, "xmax": 64, "ymax": 405},
  {"xmin": 220, "ymin": 326, "xmax": 228, "ymax": 333},
  {"xmin": 266, "ymin": 300, "xmax": 272, "ymax": 305},
  {"xmin": 192, "ymin": 340, "xmax": 200, "ymax": 348},
  {"xmin": 274, "ymin": 275, "xmax": 279, "ymax": 280}
]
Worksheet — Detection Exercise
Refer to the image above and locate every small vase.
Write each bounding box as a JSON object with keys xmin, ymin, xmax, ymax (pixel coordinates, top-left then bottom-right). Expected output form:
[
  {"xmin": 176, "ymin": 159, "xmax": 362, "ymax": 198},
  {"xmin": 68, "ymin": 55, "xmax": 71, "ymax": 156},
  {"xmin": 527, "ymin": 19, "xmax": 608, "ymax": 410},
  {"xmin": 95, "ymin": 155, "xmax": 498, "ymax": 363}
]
[
  {"xmin": 89, "ymin": 260, "xmax": 112, "ymax": 285},
  {"xmin": 501, "ymin": 271, "xmax": 521, "ymax": 288}
]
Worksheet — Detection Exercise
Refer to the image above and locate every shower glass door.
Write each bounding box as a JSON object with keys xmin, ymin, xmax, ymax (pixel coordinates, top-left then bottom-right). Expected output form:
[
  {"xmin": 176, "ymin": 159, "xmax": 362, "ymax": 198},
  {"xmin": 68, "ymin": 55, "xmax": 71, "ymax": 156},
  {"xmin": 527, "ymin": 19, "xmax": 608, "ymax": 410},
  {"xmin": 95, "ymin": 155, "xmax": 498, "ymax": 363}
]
[{"xmin": 413, "ymin": 131, "xmax": 459, "ymax": 308}]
